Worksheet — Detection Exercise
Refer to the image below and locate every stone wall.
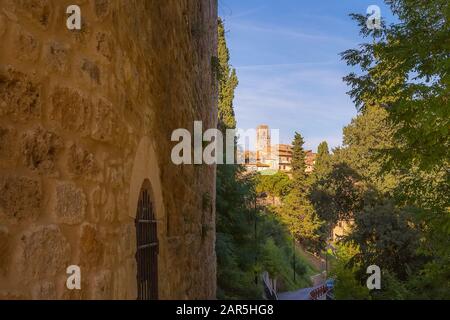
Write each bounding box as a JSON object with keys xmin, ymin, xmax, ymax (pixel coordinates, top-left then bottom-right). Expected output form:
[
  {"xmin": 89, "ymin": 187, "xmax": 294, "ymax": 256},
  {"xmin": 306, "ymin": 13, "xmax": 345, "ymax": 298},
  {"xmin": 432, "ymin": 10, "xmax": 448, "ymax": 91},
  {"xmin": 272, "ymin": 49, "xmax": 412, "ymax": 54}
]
[{"xmin": 0, "ymin": 0, "xmax": 218, "ymax": 299}]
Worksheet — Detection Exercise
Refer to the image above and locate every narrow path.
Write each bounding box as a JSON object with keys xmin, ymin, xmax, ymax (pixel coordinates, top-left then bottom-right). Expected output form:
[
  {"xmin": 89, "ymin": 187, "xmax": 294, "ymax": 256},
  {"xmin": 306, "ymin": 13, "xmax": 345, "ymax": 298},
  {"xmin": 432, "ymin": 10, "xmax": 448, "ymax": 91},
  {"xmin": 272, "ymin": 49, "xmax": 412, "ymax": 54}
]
[
  {"xmin": 277, "ymin": 284, "xmax": 326, "ymax": 300},
  {"xmin": 278, "ymin": 287, "xmax": 312, "ymax": 300}
]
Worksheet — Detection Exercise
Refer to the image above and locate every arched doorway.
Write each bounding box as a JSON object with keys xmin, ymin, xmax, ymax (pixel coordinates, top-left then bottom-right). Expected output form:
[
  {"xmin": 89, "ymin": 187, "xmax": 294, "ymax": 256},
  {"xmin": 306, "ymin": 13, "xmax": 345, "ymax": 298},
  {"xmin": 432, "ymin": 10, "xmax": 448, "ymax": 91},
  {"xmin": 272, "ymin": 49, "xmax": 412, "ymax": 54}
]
[{"xmin": 135, "ymin": 180, "xmax": 158, "ymax": 300}]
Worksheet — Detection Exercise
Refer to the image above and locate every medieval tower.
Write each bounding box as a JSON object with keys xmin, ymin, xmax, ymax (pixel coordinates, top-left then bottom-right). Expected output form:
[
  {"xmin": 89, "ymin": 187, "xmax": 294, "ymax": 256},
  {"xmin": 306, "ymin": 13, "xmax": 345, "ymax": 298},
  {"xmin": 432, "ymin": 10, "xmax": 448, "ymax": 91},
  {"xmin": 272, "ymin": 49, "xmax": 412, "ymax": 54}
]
[
  {"xmin": 256, "ymin": 125, "xmax": 271, "ymax": 156},
  {"xmin": 0, "ymin": 0, "xmax": 218, "ymax": 299}
]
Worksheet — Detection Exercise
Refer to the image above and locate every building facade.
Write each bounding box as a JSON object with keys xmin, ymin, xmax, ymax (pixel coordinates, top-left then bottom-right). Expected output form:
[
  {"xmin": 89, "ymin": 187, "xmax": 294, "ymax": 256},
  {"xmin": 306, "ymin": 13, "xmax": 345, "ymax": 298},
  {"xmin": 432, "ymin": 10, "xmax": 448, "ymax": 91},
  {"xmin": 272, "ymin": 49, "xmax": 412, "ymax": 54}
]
[
  {"xmin": 305, "ymin": 150, "xmax": 317, "ymax": 173},
  {"xmin": 275, "ymin": 144, "xmax": 293, "ymax": 172},
  {"xmin": 242, "ymin": 125, "xmax": 316, "ymax": 174}
]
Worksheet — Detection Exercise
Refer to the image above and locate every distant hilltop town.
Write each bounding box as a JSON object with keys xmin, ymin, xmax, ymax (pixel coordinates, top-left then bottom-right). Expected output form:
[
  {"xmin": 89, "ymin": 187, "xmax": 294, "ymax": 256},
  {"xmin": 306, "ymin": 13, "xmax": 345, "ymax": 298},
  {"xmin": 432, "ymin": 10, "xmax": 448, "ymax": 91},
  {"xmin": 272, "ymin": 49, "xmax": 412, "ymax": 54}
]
[{"xmin": 240, "ymin": 125, "xmax": 316, "ymax": 175}]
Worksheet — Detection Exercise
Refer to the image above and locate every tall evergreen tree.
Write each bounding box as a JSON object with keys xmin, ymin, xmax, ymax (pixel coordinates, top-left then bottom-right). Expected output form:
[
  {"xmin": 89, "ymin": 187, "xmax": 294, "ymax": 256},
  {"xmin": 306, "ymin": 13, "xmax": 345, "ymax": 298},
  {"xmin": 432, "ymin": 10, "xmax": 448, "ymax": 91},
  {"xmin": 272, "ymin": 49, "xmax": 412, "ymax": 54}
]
[
  {"xmin": 313, "ymin": 141, "xmax": 332, "ymax": 181},
  {"xmin": 277, "ymin": 132, "xmax": 323, "ymax": 252},
  {"xmin": 291, "ymin": 132, "xmax": 308, "ymax": 192},
  {"xmin": 217, "ymin": 19, "xmax": 238, "ymax": 130}
]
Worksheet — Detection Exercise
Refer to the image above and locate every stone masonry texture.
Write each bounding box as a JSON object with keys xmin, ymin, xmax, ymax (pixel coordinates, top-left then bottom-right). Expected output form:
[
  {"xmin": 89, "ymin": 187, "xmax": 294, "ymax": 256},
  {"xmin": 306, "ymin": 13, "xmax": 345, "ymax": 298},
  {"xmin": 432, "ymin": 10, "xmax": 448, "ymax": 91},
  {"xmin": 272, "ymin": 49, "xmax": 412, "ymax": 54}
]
[{"xmin": 0, "ymin": 0, "xmax": 218, "ymax": 299}]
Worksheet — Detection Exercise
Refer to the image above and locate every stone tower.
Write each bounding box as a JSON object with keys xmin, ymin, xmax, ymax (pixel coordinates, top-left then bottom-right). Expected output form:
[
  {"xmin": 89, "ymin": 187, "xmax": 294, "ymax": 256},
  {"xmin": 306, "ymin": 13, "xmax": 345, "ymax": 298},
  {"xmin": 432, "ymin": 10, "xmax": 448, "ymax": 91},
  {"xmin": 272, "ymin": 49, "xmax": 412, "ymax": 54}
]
[
  {"xmin": 256, "ymin": 125, "xmax": 271, "ymax": 155},
  {"xmin": 0, "ymin": 0, "xmax": 218, "ymax": 299}
]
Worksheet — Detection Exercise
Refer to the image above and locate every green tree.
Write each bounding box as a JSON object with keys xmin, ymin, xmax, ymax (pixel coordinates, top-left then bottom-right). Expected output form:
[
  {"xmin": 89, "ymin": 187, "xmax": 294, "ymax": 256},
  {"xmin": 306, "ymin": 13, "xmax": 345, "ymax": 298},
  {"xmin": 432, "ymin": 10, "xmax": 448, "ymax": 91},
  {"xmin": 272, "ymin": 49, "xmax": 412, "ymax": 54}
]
[
  {"xmin": 217, "ymin": 18, "xmax": 238, "ymax": 130},
  {"xmin": 291, "ymin": 132, "xmax": 308, "ymax": 192},
  {"xmin": 216, "ymin": 18, "xmax": 258, "ymax": 299},
  {"xmin": 277, "ymin": 132, "xmax": 323, "ymax": 252},
  {"xmin": 337, "ymin": 105, "xmax": 398, "ymax": 195},
  {"xmin": 347, "ymin": 201, "xmax": 423, "ymax": 281},
  {"xmin": 330, "ymin": 243, "xmax": 371, "ymax": 300},
  {"xmin": 255, "ymin": 171, "xmax": 292, "ymax": 203},
  {"xmin": 341, "ymin": 0, "xmax": 449, "ymax": 170},
  {"xmin": 277, "ymin": 190, "xmax": 322, "ymax": 251},
  {"xmin": 311, "ymin": 141, "xmax": 332, "ymax": 181},
  {"xmin": 310, "ymin": 163, "xmax": 370, "ymax": 225},
  {"xmin": 339, "ymin": 0, "xmax": 450, "ymax": 299}
]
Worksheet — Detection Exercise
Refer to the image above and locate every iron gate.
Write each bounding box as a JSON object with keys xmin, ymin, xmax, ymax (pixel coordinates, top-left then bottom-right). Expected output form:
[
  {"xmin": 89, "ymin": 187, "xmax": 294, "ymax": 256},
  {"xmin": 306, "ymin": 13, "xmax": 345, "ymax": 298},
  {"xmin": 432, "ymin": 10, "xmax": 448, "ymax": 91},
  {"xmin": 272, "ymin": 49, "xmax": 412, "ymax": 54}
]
[{"xmin": 135, "ymin": 182, "xmax": 158, "ymax": 300}]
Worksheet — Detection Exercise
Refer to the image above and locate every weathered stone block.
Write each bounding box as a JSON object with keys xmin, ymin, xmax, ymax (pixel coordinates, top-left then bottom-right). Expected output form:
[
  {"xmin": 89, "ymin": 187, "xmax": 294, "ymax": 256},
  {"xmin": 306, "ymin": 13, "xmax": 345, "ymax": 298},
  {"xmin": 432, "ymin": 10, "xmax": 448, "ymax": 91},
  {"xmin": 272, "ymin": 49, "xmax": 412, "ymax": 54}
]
[
  {"xmin": 102, "ymin": 229, "xmax": 119, "ymax": 268},
  {"xmin": 92, "ymin": 269, "xmax": 112, "ymax": 299},
  {"xmin": 55, "ymin": 182, "xmax": 86, "ymax": 225},
  {"xmin": 105, "ymin": 164, "xmax": 124, "ymax": 190},
  {"xmin": 112, "ymin": 259, "xmax": 136, "ymax": 300},
  {"xmin": 50, "ymin": 86, "xmax": 92, "ymax": 134},
  {"xmin": 31, "ymin": 281, "xmax": 56, "ymax": 300},
  {"xmin": 0, "ymin": 68, "xmax": 41, "ymax": 122},
  {"xmin": 81, "ymin": 59, "xmax": 100, "ymax": 84},
  {"xmin": 67, "ymin": 143, "xmax": 99, "ymax": 179},
  {"xmin": 59, "ymin": 274, "xmax": 89, "ymax": 300},
  {"xmin": 91, "ymin": 99, "xmax": 128, "ymax": 147},
  {"xmin": 94, "ymin": 0, "xmax": 109, "ymax": 19},
  {"xmin": 0, "ymin": 14, "xmax": 6, "ymax": 38},
  {"xmin": 80, "ymin": 223, "xmax": 104, "ymax": 268},
  {"xmin": 0, "ymin": 175, "xmax": 41, "ymax": 223},
  {"xmin": 18, "ymin": 225, "xmax": 70, "ymax": 278},
  {"xmin": 102, "ymin": 192, "xmax": 116, "ymax": 223},
  {"xmin": 89, "ymin": 186, "xmax": 106, "ymax": 223},
  {"xmin": 70, "ymin": 18, "xmax": 91, "ymax": 45},
  {"xmin": 117, "ymin": 223, "xmax": 135, "ymax": 261},
  {"xmin": 91, "ymin": 186, "xmax": 105, "ymax": 208},
  {"xmin": 0, "ymin": 226, "xmax": 10, "ymax": 275},
  {"xmin": 0, "ymin": 125, "xmax": 18, "ymax": 165},
  {"xmin": 21, "ymin": 126, "xmax": 62, "ymax": 174},
  {"xmin": 18, "ymin": 0, "xmax": 50, "ymax": 27},
  {"xmin": 95, "ymin": 32, "xmax": 112, "ymax": 61},
  {"xmin": 91, "ymin": 99, "xmax": 114, "ymax": 142},
  {"xmin": 0, "ymin": 291, "xmax": 28, "ymax": 300},
  {"xmin": 115, "ymin": 191, "xmax": 129, "ymax": 222},
  {"xmin": 13, "ymin": 27, "xmax": 40, "ymax": 62},
  {"xmin": 44, "ymin": 41, "xmax": 70, "ymax": 73}
]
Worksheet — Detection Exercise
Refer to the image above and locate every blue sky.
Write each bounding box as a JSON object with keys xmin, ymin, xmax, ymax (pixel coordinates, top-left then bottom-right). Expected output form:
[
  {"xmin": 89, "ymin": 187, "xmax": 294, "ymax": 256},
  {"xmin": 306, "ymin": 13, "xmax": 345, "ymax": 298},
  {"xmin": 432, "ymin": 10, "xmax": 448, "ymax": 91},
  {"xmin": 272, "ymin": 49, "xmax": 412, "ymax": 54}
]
[{"xmin": 219, "ymin": 0, "xmax": 392, "ymax": 151}]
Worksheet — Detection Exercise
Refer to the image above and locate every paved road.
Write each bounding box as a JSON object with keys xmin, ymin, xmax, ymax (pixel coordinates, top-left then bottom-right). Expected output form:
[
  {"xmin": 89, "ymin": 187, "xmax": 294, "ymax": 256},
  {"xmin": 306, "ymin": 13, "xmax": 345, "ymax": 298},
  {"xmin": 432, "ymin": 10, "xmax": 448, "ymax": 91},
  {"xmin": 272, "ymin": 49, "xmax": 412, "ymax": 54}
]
[
  {"xmin": 278, "ymin": 287, "xmax": 313, "ymax": 300},
  {"xmin": 278, "ymin": 283, "xmax": 328, "ymax": 300}
]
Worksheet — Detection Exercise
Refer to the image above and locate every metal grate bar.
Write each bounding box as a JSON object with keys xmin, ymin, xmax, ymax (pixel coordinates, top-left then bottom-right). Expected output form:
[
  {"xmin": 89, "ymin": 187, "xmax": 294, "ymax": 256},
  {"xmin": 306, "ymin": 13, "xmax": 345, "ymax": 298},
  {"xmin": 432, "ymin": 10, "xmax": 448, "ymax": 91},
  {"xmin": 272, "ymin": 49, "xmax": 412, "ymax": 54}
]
[{"xmin": 135, "ymin": 185, "xmax": 158, "ymax": 300}]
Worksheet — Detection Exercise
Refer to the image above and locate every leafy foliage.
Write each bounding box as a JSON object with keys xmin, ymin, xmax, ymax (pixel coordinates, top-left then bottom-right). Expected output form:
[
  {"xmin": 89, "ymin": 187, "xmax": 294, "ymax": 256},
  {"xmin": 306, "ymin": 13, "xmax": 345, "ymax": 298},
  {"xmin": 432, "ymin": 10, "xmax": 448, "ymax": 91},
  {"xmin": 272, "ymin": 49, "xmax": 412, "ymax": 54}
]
[
  {"xmin": 216, "ymin": 166, "xmax": 313, "ymax": 298},
  {"xmin": 311, "ymin": 141, "xmax": 332, "ymax": 182},
  {"xmin": 255, "ymin": 171, "xmax": 292, "ymax": 202},
  {"xmin": 330, "ymin": 243, "xmax": 371, "ymax": 300},
  {"xmin": 348, "ymin": 201, "xmax": 423, "ymax": 281},
  {"xmin": 310, "ymin": 163, "xmax": 370, "ymax": 225},
  {"xmin": 322, "ymin": 0, "xmax": 450, "ymax": 299},
  {"xmin": 341, "ymin": 0, "xmax": 450, "ymax": 170},
  {"xmin": 272, "ymin": 132, "xmax": 323, "ymax": 253}
]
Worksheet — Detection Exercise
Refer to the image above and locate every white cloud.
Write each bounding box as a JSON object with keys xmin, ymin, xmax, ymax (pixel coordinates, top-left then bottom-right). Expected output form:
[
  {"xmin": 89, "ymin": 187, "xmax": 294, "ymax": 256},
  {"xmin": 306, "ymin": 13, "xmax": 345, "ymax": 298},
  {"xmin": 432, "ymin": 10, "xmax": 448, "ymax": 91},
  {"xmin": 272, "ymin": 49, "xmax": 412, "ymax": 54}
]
[
  {"xmin": 229, "ymin": 21, "xmax": 356, "ymax": 46},
  {"xmin": 220, "ymin": 4, "xmax": 269, "ymax": 19}
]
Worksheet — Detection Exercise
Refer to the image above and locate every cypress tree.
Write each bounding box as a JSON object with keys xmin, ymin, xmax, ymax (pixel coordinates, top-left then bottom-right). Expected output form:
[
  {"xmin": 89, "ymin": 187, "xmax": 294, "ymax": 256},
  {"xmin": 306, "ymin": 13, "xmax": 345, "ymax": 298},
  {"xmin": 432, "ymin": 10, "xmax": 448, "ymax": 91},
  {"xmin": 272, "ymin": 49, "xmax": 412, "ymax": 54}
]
[
  {"xmin": 277, "ymin": 132, "xmax": 322, "ymax": 252},
  {"xmin": 217, "ymin": 18, "xmax": 238, "ymax": 130},
  {"xmin": 313, "ymin": 141, "xmax": 331, "ymax": 180},
  {"xmin": 291, "ymin": 132, "xmax": 307, "ymax": 192}
]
